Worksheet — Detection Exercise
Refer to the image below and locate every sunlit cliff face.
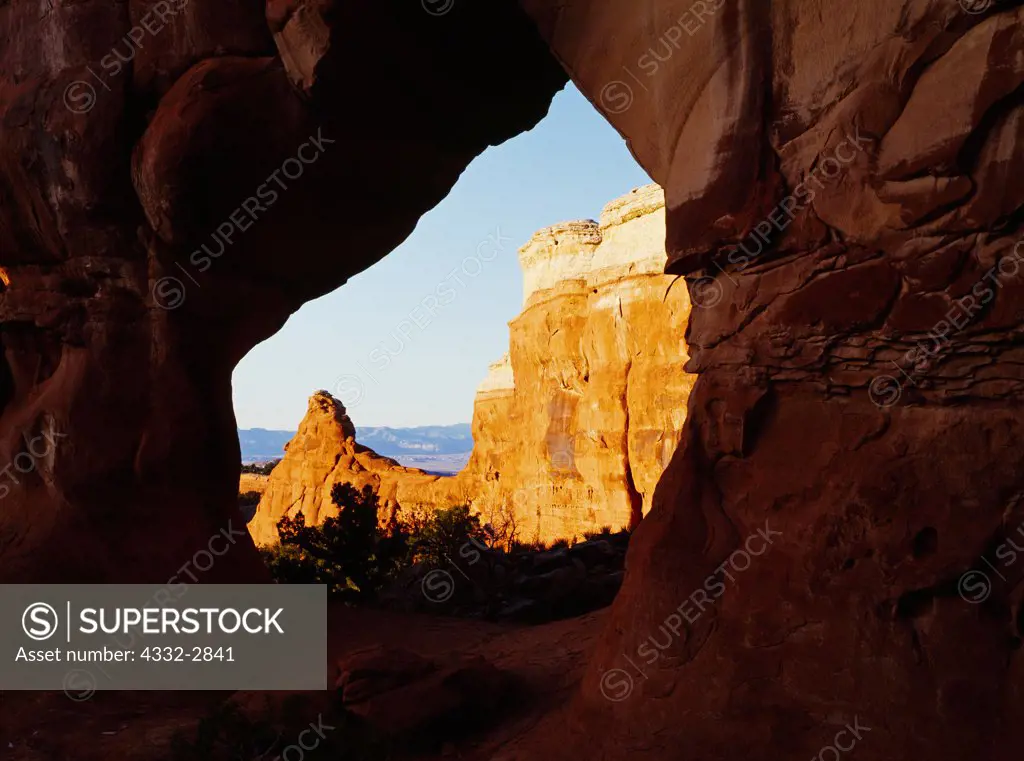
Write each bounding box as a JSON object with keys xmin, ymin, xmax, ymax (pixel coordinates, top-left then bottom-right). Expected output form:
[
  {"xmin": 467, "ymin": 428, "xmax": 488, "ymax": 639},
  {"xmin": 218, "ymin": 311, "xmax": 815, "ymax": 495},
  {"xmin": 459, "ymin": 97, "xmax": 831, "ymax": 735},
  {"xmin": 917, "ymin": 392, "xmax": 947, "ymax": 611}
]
[{"xmin": 246, "ymin": 184, "xmax": 695, "ymax": 547}]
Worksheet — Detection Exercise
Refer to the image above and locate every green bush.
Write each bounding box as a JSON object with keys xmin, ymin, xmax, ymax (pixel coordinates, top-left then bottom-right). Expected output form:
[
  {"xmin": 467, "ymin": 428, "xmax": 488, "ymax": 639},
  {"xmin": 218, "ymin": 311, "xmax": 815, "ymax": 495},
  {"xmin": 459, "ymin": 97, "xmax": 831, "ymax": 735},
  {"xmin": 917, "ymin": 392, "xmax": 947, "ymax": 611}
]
[
  {"xmin": 266, "ymin": 483, "xmax": 409, "ymax": 601},
  {"xmin": 262, "ymin": 487, "xmax": 491, "ymax": 601},
  {"xmin": 409, "ymin": 504, "xmax": 487, "ymax": 568},
  {"xmin": 259, "ymin": 543, "xmax": 320, "ymax": 586}
]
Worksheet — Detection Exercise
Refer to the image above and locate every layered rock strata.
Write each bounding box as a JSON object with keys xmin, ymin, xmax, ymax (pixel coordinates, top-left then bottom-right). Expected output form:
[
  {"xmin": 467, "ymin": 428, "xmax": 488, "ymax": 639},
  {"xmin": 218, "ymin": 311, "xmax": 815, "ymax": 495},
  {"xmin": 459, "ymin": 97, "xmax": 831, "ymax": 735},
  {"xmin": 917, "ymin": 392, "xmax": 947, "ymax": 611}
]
[
  {"xmin": 428, "ymin": 184, "xmax": 695, "ymax": 543},
  {"xmin": 249, "ymin": 186, "xmax": 694, "ymax": 547},
  {"xmin": 518, "ymin": 4, "xmax": 1024, "ymax": 760}
]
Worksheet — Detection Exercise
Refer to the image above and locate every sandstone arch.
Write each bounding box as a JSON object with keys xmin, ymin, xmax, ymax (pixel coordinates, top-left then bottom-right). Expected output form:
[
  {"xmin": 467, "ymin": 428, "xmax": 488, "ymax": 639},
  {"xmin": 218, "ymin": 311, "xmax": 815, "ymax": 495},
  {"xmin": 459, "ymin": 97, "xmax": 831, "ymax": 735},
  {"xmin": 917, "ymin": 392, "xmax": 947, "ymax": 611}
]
[
  {"xmin": 3, "ymin": 0, "xmax": 1024, "ymax": 758},
  {"xmin": 0, "ymin": 0, "xmax": 566, "ymax": 581}
]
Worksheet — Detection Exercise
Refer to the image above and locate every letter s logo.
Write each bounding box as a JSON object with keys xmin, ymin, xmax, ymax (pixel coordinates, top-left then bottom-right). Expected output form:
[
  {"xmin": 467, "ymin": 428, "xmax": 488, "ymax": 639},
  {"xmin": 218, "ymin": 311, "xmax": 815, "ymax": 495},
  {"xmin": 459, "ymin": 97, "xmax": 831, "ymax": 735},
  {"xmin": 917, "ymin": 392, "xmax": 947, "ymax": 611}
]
[{"xmin": 22, "ymin": 602, "xmax": 59, "ymax": 641}]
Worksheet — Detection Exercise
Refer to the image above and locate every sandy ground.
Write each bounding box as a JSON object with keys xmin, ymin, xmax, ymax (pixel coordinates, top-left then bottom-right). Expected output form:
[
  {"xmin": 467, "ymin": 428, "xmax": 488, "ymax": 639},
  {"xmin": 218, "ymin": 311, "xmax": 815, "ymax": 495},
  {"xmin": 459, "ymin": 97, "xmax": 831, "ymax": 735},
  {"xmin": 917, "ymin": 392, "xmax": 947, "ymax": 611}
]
[{"xmin": 1, "ymin": 602, "xmax": 605, "ymax": 760}]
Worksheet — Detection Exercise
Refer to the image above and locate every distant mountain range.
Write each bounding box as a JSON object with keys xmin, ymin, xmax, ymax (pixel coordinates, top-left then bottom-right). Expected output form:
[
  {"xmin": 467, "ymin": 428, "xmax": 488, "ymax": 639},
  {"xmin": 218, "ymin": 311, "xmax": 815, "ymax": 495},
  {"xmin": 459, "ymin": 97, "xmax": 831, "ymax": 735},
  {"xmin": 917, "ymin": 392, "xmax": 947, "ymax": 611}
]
[{"xmin": 238, "ymin": 423, "xmax": 473, "ymax": 462}]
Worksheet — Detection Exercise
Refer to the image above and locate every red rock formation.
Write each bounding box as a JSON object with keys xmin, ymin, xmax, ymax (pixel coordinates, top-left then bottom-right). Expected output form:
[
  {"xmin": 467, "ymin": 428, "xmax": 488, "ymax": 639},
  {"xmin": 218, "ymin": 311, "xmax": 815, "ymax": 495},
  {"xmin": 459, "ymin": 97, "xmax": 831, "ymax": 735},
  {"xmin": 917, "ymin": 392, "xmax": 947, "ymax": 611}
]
[
  {"xmin": 400, "ymin": 185, "xmax": 695, "ymax": 544},
  {"xmin": 517, "ymin": 3, "xmax": 1024, "ymax": 760},
  {"xmin": 4, "ymin": 0, "xmax": 1024, "ymax": 758},
  {"xmin": 238, "ymin": 472, "xmax": 270, "ymax": 498},
  {"xmin": 247, "ymin": 187, "xmax": 692, "ymax": 547},
  {"xmin": 248, "ymin": 391, "xmax": 439, "ymax": 546},
  {"xmin": 336, "ymin": 645, "xmax": 510, "ymax": 742},
  {"xmin": 0, "ymin": 0, "xmax": 566, "ymax": 582}
]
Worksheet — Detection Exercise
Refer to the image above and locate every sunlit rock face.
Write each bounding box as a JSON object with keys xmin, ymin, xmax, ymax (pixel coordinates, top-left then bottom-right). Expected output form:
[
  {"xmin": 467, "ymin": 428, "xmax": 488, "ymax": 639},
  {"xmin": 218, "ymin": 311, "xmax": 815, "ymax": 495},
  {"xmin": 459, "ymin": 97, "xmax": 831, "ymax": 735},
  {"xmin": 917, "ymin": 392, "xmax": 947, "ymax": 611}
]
[
  {"xmin": 238, "ymin": 472, "xmax": 270, "ymax": 497},
  {"xmin": 247, "ymin": 391, "xmax": 439, "ymax": 546},
  {"xmin": 504, "ymin": 184, "xmax": 694, "ymax": 541},
  {"xmin": 399, "ymin": 185, "xmax": 695, "ymax": 544},
  {"xmin": 250, "ymin": 186, "xmax": 693, "ymax": 546}
]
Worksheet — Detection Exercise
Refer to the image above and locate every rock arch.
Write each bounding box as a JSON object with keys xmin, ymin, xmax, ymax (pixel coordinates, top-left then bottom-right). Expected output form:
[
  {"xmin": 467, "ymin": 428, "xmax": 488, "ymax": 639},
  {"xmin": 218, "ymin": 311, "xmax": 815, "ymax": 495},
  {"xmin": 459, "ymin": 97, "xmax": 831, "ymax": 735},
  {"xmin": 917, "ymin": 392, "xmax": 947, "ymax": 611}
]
[{"xmin": 2, "ymin": 0, "xmax": 1023, "ymax": 757}]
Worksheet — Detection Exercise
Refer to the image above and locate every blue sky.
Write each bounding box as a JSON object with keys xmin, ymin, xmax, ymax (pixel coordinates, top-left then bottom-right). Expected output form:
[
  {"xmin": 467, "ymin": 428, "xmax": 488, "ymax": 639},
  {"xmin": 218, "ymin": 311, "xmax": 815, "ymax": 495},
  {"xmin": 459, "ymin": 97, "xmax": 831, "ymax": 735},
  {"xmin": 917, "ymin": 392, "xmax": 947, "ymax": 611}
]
[{"xmin": 231, "ymin": 83, "xmax": 652, "ymax": 430}]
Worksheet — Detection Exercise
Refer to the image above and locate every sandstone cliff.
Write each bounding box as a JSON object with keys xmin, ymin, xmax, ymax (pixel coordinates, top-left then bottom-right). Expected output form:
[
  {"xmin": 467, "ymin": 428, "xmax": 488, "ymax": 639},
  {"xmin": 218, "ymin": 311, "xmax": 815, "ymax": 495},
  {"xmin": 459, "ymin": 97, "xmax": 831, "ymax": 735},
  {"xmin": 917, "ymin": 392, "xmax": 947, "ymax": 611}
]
[
  {"xmin": 437, "ymin": 184, "xmax": 695, "ymax": 543},
  {"xmin": 525, "ymin": 5, "xmax": 1024, "ymax": 759},
  {"xmin": 247, "ymin": 185, "xmax": 694, "ymax": 546}
]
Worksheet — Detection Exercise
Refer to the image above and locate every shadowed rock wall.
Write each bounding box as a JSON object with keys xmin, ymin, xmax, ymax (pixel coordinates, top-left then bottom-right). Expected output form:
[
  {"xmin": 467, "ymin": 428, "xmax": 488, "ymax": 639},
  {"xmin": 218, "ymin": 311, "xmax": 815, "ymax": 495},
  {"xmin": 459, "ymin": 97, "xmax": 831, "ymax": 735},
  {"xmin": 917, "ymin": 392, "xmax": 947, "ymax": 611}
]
[
  {"xmin": 515, "ymin": 2, "xmax": 1024, "ymax": 759},
  {"xmin": 0, "ymin": 0, "xmax": 566, "ymax": 582}
]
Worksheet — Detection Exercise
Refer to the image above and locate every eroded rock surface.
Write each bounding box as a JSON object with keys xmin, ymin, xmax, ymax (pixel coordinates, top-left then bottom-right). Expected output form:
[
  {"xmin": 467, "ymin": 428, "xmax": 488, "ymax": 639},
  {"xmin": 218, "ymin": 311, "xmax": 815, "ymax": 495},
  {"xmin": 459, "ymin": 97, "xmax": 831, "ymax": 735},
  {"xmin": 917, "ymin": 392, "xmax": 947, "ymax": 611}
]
[
  {"xmin": 336, "ymin": 645, "xmax": 511, "ymax": 744},
  {"xmin": 514, "ymin": 3, "xmax": 1024, "ymax": 760},
  {"xmin": 5, "ymin": 0, "xmax": 1024, "ymax": 758},
  {"xmin": 0, "ymin": 0, "xmax": 565, "ymax": 582},
  {"xmin": 248, "ymin": 186, "xmax": 694, "ymax": 546},
  {"xmin": 247, "ymin": 391, "xmax": 439, "ymax": 545},
  {"xmin": 429, "ymin": 185, "xmax": 695, "ymax": 543}
]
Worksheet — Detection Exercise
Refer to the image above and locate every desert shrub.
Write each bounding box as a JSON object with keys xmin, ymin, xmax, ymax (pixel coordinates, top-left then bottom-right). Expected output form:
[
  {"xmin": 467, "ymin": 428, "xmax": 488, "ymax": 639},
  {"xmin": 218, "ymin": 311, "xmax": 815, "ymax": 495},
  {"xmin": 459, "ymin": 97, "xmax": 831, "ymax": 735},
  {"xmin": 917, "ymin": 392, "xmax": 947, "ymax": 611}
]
[
  {"xmin": 478, "ymin": 500, "xmax": 520, "ymax": 552},
  {"xmin": 259, "ymin": 543, "xmax": 320, "ymax": 586},
  {"xmin": 583, "ymin": 525, "xmax": 614, "ymax": 541},
  {"xmin": 509, "ymin": 539, "xmax": 545, "ymax": 554},
  {"xmin": 270, "ymin": 483, "xmax": 411, "ymax": 601},
  {"xmin": 409, "ymin": 504, "xmax": 487, "ymax": 569},
  {"xmin": 594, "ymin": 526, "xmax": 633, "ymax": 549},
  {"xmin": 263, "ymin": 487, "xmax": 498, "ymax": 602}
]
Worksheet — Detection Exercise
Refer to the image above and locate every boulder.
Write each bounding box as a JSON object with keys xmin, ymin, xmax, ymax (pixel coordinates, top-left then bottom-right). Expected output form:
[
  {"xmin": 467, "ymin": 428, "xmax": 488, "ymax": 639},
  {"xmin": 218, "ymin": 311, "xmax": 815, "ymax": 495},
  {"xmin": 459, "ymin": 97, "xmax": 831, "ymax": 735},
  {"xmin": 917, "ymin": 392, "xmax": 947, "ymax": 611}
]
[{"xmin": 336, "ymin": 646, "xmax": 510, "ymax": 743}]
